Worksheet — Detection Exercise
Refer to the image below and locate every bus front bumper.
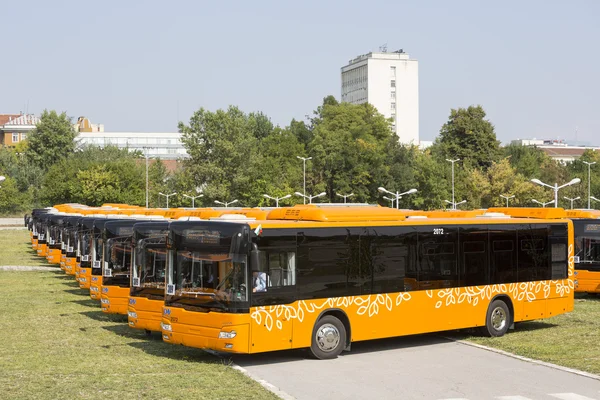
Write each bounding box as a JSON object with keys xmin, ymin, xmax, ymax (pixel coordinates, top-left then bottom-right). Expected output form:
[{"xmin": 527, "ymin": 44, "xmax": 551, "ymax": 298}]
[
  {"xmin": 100, "ymin": 286, "xmax": 129, "ymax": 315},
  {"xmin": 127, "ymin": 297, "xmax": 163, "ymax": 332},
  {"xmin": 161, "ymin": 307, "xmax": 250, "ymax": 354}
]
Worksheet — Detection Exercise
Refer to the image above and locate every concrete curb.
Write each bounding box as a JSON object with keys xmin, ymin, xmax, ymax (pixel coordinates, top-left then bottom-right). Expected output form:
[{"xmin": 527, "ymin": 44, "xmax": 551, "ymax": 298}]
[
  {"xmin": 445, "ymin": 336, "xmax": 600, "ymax": 382},
  {"xmin": 0, "ymin": 265, "xmax": 61, "ymax": 271},
  {"xmin": 204, "ymin": 349, "xmax": 296, "ymax": 400}
]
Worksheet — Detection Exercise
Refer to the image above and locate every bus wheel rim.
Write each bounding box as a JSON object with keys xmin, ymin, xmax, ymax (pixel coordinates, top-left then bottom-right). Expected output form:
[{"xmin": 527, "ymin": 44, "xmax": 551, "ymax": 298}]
[
  {"xmin": 316, "ymin": 323, "xmax": 340, "ymax": 352},
  {"xmin": 491, "ymin": 306, "xmax": 507, "ymax": 331}
]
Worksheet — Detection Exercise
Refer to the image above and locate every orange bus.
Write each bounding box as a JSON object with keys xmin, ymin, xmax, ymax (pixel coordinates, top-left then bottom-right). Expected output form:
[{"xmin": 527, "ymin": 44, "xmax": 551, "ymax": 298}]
[
  {"xmin": 128, "ymin": 220, "xmax": 171, "ymax": 334},
  {"xmin": 100, "ymin": 219, "xmax": 139, "ymax": 314},
  {"xmin": 490, "ymin": 207, "xmax": 600, "ymax": 294},
  {"xmin": 161, "ymin": 206, "xmax": 574, "ymax": 359}
]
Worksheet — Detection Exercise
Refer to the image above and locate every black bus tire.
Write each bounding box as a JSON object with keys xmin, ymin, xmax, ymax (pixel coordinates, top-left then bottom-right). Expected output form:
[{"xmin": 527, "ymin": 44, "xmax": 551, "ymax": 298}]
[
  {"xmin": 309, "ymin": 315, "xmax": 347, "ymax": 360},
  {"xmin": 480, "ymin": 299, "xmax": 511, "ymax": 337}
]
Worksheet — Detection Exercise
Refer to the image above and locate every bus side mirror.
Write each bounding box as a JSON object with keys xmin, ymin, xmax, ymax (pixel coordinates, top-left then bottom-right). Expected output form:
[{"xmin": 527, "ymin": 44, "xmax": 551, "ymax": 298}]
[{"xmin": 251, "ymin": 249, "xmax": 263, "ymax": 272}]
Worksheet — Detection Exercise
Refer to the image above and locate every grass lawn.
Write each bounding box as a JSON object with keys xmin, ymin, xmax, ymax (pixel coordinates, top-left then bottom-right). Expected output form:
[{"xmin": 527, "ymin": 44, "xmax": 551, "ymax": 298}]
[
  {"xmin": 446, "ymin": 294, "xmax": 600, "ymax": 375},
  {"xmin": 0, "ymin": 271, "xmax": 277, "ymax": 399},
  {"xmin": 0, "ymin": 229, "xmax": 49, "ymax": 267}
]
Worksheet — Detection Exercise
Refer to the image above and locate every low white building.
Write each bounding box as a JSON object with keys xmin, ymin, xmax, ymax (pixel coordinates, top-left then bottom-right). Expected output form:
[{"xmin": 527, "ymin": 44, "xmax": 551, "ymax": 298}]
[
  {"xmin": 76, "ymin": 132, "xmax": 188, "ymax": 160},
  {"xmin": 341, "ymin": 49, "xmax": 419, "ymax": 145}
]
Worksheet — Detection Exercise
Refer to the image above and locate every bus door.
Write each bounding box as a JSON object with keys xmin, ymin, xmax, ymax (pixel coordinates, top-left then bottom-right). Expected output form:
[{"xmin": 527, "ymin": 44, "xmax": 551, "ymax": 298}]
[{"xmin": 250, "ymin": 231, "xmax": 297, "ymax": 353}]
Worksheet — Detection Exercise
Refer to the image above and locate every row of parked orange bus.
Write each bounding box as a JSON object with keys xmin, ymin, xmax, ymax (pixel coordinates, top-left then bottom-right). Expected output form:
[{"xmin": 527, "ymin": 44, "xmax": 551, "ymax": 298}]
[{"xmin": 24, "ymin": 203, "xmax": 600, "ymax": 359}]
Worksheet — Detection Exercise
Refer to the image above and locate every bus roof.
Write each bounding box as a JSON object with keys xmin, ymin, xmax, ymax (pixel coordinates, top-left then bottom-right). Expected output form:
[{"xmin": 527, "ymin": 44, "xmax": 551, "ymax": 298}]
[{"xmin": 487, "ymin": 207, "xmax": 568, "ymax": 219}]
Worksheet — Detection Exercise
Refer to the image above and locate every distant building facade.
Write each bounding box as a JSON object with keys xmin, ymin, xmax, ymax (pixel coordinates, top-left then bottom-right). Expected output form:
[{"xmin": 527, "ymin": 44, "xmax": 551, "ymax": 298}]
[
  {"xmin": 76, "ymin": 131, "xmax": 188, "ymax": 160},
  {"xmin": 341, "ymin": 50, "xmax": 419, "ymax": 145},
  {"xmin": 74, "ymin": 116, "xmax": 188, "ymax": 160},
  {"xmin": 0, "ymin": 114, "xmax": 40, "ymax": 147},
  {"xmin": 511, "ymin": 138, "xmax": 600, "ymax": 163}
]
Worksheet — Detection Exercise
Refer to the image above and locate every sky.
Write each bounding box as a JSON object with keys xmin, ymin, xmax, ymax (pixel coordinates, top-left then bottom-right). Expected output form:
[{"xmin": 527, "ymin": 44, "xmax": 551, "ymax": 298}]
[{"xmin": 1, "ymin": 0, "xmax": 598, "ymax": 144}]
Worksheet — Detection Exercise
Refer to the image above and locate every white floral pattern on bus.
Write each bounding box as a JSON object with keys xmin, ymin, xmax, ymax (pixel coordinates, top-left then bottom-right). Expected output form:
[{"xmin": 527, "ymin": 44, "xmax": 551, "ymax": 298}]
[{"xmin": 251, "ymin": 244, "xmax": 574, "ymax": 331}]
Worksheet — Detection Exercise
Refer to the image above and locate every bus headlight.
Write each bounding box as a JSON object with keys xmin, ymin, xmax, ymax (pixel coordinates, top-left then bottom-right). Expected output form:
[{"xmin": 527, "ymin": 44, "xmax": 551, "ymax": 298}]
[
  {"xmin": 101, "ymin": 299, "xmax": 110, "ymax": 304},
  {"xmin": 128, "ymin": 311, "xmax": 137, "ymax": 319},
  {"xmin": 218, "ymin": 330, "xmax": 237, "ymax": 339},
  {"xmin": 161, "ymin": 322, "xmax": 172, "ymax": 332}
]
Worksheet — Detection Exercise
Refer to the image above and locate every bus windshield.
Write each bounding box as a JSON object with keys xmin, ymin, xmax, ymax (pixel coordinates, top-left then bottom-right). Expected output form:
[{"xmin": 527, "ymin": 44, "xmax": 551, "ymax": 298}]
[
  {"xmin": 166, "ymin": 222, "xmax": 250, "ymax": 311},
  {"xmin": 79, "ymin": 231, "xmax": 92, "ymax": 260},
  {"xmin": 132, "ymin": 237, "xmax": 167, "ymax": 293},
  {"xmin": 103, "ymin": 237, "xmax": 132, "ymax": 279},
  {"xmin": 575, "ymin": 236, "xmax": 600, "ymax": 266}
]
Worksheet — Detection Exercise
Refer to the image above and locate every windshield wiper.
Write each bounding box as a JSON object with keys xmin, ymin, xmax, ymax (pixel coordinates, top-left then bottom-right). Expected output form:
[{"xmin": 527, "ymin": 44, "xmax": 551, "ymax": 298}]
[{"xmin": 179, "ymin": 290, "xmax": 216, "ymax": 298}]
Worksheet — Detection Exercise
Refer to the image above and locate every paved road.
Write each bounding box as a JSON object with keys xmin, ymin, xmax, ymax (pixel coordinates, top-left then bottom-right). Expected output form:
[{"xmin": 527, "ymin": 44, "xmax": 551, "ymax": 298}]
[{"xmin": 232, "ymin": 335, "xmax": 600, "ymax": 400}]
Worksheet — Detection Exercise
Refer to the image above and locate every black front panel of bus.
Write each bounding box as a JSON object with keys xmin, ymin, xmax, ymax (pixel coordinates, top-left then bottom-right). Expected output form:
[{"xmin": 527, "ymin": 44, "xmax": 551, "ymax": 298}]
[
  {"xmin": 573, "ymin": 219, "xmax": 600, "ymax": 271},
  {"xmin": 249, "ymin": 223, "xmax": 569, "ymax": 307}
]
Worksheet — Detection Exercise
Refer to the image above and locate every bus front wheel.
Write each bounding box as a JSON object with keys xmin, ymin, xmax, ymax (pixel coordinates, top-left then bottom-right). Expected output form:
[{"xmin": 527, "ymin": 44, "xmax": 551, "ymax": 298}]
[
  {"xmin": 309, "ymin": 315, "xmax": 347, "ymax": 360},
  {"xmin": 480, "ymin": 299, "xmax": 510, "ymax": 337}
]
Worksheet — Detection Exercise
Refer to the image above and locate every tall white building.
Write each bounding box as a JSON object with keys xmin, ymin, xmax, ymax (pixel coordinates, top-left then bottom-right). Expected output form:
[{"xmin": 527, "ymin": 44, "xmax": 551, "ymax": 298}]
[{"xmin": 341, "ymin": 50, "xmax": 419, "ymax": 144}]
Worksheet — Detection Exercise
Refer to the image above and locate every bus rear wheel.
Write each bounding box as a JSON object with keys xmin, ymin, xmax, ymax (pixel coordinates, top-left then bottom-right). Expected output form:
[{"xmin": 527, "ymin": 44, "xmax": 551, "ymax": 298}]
[
  {"xmin": 480, "ymin": 299, "xmax": 510, "ymax": 337},
  {"xmin": 309, "ymin": 315, "xmax": 346, "ymax": 360}
]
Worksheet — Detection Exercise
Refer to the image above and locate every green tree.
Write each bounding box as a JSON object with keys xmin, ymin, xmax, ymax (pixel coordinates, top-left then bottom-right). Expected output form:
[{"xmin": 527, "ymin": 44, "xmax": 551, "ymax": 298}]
[
  {"xmin": 179, "ymin": 106, "xmax": 261, "ymax": 206},
  {"xmin": 0, "ymin": 176, "xmax": 26, "ymax": 215},
  {"xmin": 463, "ymin": 158, "xmax": 546, "ymax": 208},
  {"xmin": 433, "ymin": 105, "xmax": 501, "ymax": 170},
  {"xmin": 26, "ymin": 110, "xmax": 77, "ymax": 170},
  {"xmin": 39, "ymin": 146, "xmax": 145, "ymax": 206},
  {"xmin": 307, "ymin": 99, "xmax": 395, "ymax": 203},
  {"xmin": 503, "ymin": 143, "xmax": 549, "ymax": 178}
]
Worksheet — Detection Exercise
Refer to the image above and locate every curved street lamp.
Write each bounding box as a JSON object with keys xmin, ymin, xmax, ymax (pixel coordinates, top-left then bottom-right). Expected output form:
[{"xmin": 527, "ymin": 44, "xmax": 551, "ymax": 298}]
[
  {"xmin": 182, "ymin": 194, "xmax": 204, "ymax": 208},
  {"xmin": 382, "ymin": 196, "xmax": 395, "ymax": 208},
  {"xmin": 499, "ymin": 194, "xmax": 515, "ymax": 207},
  {"xmin": 377, "ymin": 187, "xmax": 417, "ymax": 209},
  {"xmin": 214, "ymin": 199, "xmax": 238, "ymax": 208},
  {"xmin": 563, "ymin": 196, "xmax": 580, "ymax": 210},
  {"xmin": 531, "ymin": 199, "xmax": 555, "ymax": 208},
  {"xmin": 445, "ymin": 199, "xmax": 467, "ymax": 209},
  {"xmin": 158, "ymin": 192, "xmax": 177, "ymax": 208},
  {"xmin": 263, "ymin": 194, "xmax": 292, "ymax": 207},
  {"xmin": 294, "ymin": 191, "xmax": 326, "ymax": 204},
  {"xmin": 530, "ymin": 178, "xmax": 581, "ymax": 208},
  {"xmin": 336, "ymin": 192, "xmax": 354, "ymax": 204}
]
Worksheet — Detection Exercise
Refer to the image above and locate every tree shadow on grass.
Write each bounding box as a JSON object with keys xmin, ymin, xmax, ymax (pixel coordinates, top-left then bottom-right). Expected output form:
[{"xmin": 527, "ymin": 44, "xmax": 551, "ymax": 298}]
[
  {"xmin": 127, "ymin": 340, "xmax": 221, "ymax": 364},
  {"xmin": 72, "ymin": 298, "xmax": 100, "ymax": 308},
  {"xmin": 63, "ymin": 288, "xmax": 90, "ymax": 296},
  {"xmin": 103, "ymin": 323, "xmax": 144, "ymax": 340},
  {"xmin": 576, "ymin": 293, "xmax": 600, "ymax": 302},
  {"xmin": 80, "ymin": 310, "xmax": 126, "ymax": 323}
]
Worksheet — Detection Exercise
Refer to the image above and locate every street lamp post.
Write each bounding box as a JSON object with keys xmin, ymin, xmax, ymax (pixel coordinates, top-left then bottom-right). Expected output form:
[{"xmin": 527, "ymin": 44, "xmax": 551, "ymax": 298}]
[
  {"xmin": 158, "ymin": 192, "xmax": 177, "ymax": 208},
  {"xmin": 499, "ymin": 194, "xmax": 515, "ymax": 207},
  {"xmin": 563, "ymin": 196, "xmax": 580, "ymax": 210},
  {"xmin": 590, "ymin": 196, "xmax": 600, "ymax": 204},
  {"xmin": 294, "ymin": 191, "xmax": 326, "ymax": 204},
  {"xmin": 214, "ymin": 199, "xmax": 239, "ymax": 208},
  {"xmin": 297, "ymin": 156, "xmax": 312, "ymax": 205},
  {"xmin": 382, "ymin": 196, "xmax": 395, "ymax": 208},
  {"xmin": 583, "ymin": 161, "xmax": 596, "ymax": 209},
  {"xmin": 532, "ymin": 199, "xmax": 555, "ymax": 208},
  {"xmin": 531, "ymin": 178, "xmax": 581, "ymax": 208},
  {"xmin": 335, "ymin": 192, "xmax": 354, "ymax": 204},
  {"xmin": 444, "ymin": 199, "xmax": 467, "ymax": 209},
  {"xmin": 377, "ymin": 187, "xmax": 417, "ymax": 209},
  {"xmin": 263, "ymin": 194, "xmax": 292, "ymax": 207},
  {"xmin": 143, "ymin": 148, "xmax": 150, "ymax": 208},
  {"xmin": 0, "ymin": 175, "xmax": 5, "ymax": 188},
  {"xmin": 182, "ymin": 194, "xmax": 204, "ymax": 208},
  {"xmin": 446, "ymin": 158, "xmax": 460, "ymax": 210}
]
